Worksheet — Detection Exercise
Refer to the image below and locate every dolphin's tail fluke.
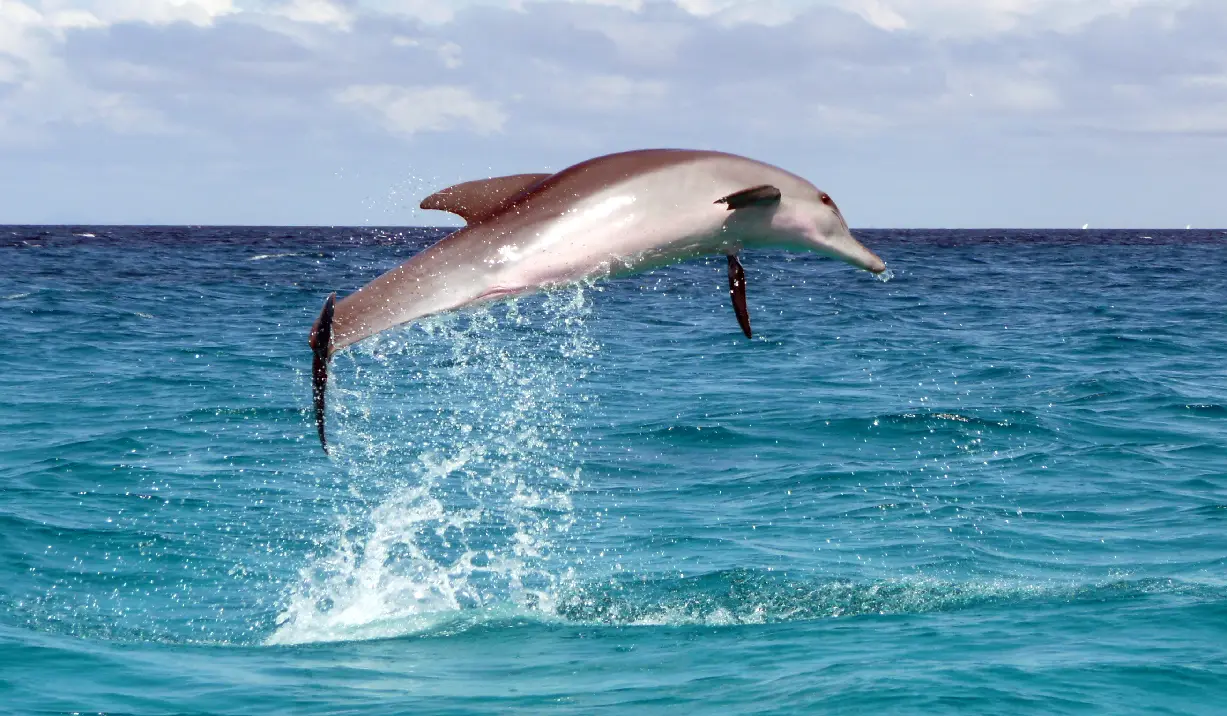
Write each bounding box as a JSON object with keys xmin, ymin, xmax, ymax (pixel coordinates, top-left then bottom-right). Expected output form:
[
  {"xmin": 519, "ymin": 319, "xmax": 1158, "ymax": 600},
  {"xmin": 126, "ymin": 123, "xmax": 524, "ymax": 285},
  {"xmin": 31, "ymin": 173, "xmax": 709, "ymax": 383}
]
[{"xmin": 309, "ymin": 292, "xmax": 337, "ymax": 454}]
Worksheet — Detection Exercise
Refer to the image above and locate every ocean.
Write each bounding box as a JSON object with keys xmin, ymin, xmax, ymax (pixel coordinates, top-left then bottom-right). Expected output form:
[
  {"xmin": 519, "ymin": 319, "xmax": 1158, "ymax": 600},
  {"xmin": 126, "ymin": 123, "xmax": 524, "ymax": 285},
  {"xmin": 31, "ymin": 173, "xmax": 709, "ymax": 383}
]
[{"xmin": 2, "ymin": 226, "xmax": 1225, "ymax": 714}]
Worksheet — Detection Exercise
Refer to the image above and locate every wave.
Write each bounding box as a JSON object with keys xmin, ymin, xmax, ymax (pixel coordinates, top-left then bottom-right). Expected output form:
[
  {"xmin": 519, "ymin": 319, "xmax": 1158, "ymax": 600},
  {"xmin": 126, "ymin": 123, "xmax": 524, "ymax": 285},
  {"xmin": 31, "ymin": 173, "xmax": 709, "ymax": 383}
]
[
  {"xmin": 555, "ymin": 570, "xmax": 1226, "ymax": 626},
  {"xmin": 262, "ymin": 568, "xmax": 1225, "ymax": 645},
  {"xmin": 625, "ymin": 410, "xmax": 1049, "ymax": 448},
  {"xmin": 248, "ymin": 252, "xmax": 300, "ymax": 261}
]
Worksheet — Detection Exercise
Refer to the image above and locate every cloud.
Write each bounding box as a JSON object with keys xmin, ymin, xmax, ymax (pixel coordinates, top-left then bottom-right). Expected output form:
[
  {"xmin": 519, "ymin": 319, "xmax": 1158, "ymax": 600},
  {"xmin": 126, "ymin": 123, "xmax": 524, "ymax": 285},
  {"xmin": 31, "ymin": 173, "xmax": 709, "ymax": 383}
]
[
  {"xmin": 0, "ymin": 1, "xmax": 184, "ymax": 142},
  {"xmin": 43, "ymin": 0, "xmax": 237, "ymax": 27},
  {"xmin": 0, "ymin": 0, "xmax": 1224, "ymax": 225},
  {"xmin": 272, "ymin": 0, "xmax": 354, "ymax": 30},
  {"xmin": 336, "ymin": 84, "xmax": 507, "ymax": 136},
  {"xmin": 849, "ymin": 0, "xmax": 1195, "ymax": 36},
  {"xmin": 437, "ymin": 41, "xmax": 463, "ymax": 68},
  {"xmin": 5, "ymin": 0, "xmax": 1224, "ymax": 141}
]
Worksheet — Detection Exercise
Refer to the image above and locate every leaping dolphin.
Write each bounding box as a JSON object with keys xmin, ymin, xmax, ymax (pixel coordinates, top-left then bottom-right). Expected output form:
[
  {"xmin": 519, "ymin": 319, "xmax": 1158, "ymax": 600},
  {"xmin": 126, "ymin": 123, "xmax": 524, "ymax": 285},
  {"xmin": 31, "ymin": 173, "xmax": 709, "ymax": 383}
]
[{"xmin": 308, "ymin": 148, "xmax": 886, "ymax": 452}]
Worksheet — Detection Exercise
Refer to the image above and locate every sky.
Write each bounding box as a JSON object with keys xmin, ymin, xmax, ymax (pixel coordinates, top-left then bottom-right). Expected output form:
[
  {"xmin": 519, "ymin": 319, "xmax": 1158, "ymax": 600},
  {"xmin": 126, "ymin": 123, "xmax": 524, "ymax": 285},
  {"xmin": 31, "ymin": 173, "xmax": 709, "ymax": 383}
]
[{"xmin": 0, "ymin": 0, "xmax": 1223, "ymax": 227}]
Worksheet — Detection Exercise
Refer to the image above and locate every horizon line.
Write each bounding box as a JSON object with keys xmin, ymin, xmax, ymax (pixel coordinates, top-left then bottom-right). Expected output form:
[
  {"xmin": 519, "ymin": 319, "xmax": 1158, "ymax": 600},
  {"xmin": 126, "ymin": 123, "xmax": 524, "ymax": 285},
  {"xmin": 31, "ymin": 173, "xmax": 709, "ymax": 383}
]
[{"xmin": 2, "ymin": 224, "xmax": 1223, "ymax": 232}]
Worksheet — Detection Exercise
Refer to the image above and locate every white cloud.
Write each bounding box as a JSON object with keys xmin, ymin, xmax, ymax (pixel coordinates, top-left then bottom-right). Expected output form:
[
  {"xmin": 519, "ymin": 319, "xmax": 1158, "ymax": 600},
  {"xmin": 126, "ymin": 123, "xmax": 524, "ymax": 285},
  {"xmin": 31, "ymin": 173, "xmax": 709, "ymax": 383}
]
[
  {"xmin": 0, "ymin": 78, "xmax": 177, "ymax": 144},
  {"xmin": 10, "ymin": 0, "xmax": 1204, "ymax": 35},
  {"xmin": 537, "ymin": 68, "xmax": 670, "ymax": 112},
  {"xmin": 669, "ymin": 0, "xmax": 1200, "ymax": 35},
  {"xmin": 365, "ymin": 0, "xmax": 464, "ymax": 24},
  {"xmin": 0, "ymin": 2, "xmax": 47, "ymax": 77},
  {"xmin": 676, "ymin": 0, "xmax": 803, "ymax": 26},
  {"xmin": 437, "ymin": 41, "xmax": 463, "ymax": 69},
  {"xmin": 806, "ymin": 104, "xmax": 893, "ymax": 136},
  {"xmin": 389, "ymin": 37, "xmax": 462, "ymax": 69},
  {"xmin": 336, "ymin": 84, "xmax": 507, "ymax": 136},
  {"xmin": 0, "ymin": 0, "xmax": 235, "ymax": 136},
  {"xmin": 0, "ymin": 1, "xmax": 179, "ymax": 141},
  {"xmin": 847, "ymin": 0, "xmax": 905, "ymax": 31},
  {"xmin": 1, "ymin": 0, "xmax": 1225, "ymax": 225},
  {"xmin": 45, "ymin": 8, "xmax": 106, "ymax": 29},
  {"xmin": 2, "ymin": 0, "xmax": 1222, "ymax": 133},
  {"xmin": 4, "ymin": 0, "xmax": 1222, "ymax": 145},
  {"xmin": 272, "ymin": 0, "xmax": 353, "ymax": 29},
  {"xmin": 559, "ymin": 0, "xmax": 645, "ymax": 9},
  {"xmin": 581, "ymin": 74, "xmax": 668, "ymax": 108},
  {"xmin": 39, "ymin": 0, "xmax": 236, "ymax": 26},
  {"xmin": 568, "ymin": 14, "xmax": 693, "ymax": 65}
]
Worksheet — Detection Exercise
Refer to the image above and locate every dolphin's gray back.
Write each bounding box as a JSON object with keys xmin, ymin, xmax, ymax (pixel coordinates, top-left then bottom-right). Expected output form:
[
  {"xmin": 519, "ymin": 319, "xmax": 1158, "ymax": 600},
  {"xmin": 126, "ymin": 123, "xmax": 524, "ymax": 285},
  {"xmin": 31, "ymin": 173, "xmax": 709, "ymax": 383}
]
[{"xmin": 501, "ymin": 149, "xmax": 810, "ymax": 226}]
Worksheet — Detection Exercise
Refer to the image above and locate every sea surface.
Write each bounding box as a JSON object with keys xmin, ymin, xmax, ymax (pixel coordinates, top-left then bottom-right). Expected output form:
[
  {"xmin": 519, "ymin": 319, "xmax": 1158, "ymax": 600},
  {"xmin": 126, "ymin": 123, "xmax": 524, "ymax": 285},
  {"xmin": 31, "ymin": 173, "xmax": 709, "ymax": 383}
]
[{"xmin": 1, "ymin": 226, "xmax": 1225, "ymax": 714}]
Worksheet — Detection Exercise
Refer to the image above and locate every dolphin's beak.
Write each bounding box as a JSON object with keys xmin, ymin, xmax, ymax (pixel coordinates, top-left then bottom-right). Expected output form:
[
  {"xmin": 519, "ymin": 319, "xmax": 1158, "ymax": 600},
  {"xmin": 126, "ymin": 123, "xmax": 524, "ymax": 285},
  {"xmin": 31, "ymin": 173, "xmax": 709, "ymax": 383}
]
[
  {"xmin": 851, "ymin": 248, "xmax": 887, "ymax": 274},
  {"xmin": 815, "ymin": 228, "xmax": 886, "ymax": 274}
]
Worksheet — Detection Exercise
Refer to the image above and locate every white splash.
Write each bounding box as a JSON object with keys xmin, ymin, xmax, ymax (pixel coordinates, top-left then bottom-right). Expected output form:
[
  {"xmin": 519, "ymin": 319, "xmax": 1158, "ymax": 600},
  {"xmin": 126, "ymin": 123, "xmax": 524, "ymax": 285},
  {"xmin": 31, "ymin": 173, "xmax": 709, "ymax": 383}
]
[
  {"xmin": 268, "ymin": 286, "xmax": 598, "ymax": 645},
  {"xmin": 249, "ymin": 253, "xmax": 300, "ymax": 261}
]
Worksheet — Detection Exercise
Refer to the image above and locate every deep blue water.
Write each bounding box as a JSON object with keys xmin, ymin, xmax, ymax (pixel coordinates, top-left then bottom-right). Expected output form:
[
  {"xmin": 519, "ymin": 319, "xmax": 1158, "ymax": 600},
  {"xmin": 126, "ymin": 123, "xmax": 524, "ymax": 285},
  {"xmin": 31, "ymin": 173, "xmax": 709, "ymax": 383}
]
[{"xmin": 2, "ymin": 225, "xmax": 1226, "ymax": 714}]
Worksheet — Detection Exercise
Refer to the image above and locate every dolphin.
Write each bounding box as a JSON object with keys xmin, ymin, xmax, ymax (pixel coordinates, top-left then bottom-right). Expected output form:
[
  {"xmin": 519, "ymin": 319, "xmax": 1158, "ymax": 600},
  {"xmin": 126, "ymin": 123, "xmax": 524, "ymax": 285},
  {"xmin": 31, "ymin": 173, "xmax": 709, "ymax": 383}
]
[{"xmin": 308, "ymin": 148, "xmax": 886, "ymax": 452}]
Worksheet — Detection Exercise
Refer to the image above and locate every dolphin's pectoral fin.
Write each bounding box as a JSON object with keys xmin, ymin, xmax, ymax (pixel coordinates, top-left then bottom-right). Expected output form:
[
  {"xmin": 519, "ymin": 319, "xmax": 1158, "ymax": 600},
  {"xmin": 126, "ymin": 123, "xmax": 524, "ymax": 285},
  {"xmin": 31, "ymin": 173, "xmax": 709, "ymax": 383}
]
[
  {"xmin": 715, "ymin": 185, "xmax": 781, "ymax": 211},
  {"xmin": 421, "ymin": 173, "xmax": 552, "ymax": 224},
  {"xmin": 727, "ymin": 254, "xmax": 752, "ymax": 339},
  {"xmin": 308, "ymin": 292, "xmax": 337, "ymax": 454}
]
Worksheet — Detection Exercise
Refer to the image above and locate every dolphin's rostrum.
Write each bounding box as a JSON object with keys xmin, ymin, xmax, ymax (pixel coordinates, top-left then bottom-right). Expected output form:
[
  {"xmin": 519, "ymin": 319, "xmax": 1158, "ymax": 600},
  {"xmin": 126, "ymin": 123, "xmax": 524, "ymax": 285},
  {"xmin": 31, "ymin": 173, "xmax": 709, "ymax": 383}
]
[{"xmin": 308, "ymin": 148, "xmax": 886, "ymax": 452}]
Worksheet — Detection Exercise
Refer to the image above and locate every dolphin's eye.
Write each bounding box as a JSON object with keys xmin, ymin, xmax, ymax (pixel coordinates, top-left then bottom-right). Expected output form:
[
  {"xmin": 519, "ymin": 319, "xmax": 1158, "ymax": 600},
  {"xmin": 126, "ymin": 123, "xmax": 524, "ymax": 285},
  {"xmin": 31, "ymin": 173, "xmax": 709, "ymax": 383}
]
[{"xmin": 820, "ymin": 193, "xmax": 834, "ymax": 207}]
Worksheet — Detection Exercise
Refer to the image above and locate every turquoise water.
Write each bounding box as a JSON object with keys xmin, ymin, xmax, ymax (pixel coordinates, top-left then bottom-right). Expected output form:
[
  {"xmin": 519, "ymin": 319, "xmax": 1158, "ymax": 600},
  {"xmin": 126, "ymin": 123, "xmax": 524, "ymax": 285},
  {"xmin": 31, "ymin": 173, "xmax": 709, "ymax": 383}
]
[{"xmin": 2, "ymin": 226, "xmax": 1226, "ymax": 714}]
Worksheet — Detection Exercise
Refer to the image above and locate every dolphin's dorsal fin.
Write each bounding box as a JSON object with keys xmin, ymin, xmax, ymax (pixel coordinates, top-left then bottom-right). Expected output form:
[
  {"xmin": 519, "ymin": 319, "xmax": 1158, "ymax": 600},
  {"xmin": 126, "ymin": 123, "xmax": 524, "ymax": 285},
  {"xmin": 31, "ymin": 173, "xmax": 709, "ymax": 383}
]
[{"xmin": 420, "ymin": 173, "xmax": 552, "ymax": 224}]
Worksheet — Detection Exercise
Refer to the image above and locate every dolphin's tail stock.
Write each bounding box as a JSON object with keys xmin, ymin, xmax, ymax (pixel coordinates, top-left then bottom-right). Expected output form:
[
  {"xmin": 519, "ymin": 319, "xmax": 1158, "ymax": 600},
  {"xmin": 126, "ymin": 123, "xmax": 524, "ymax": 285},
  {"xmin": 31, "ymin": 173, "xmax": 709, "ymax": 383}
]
[{"xmin": 308, "ymin": 292, "xmax": 337, "ymax": 453}]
